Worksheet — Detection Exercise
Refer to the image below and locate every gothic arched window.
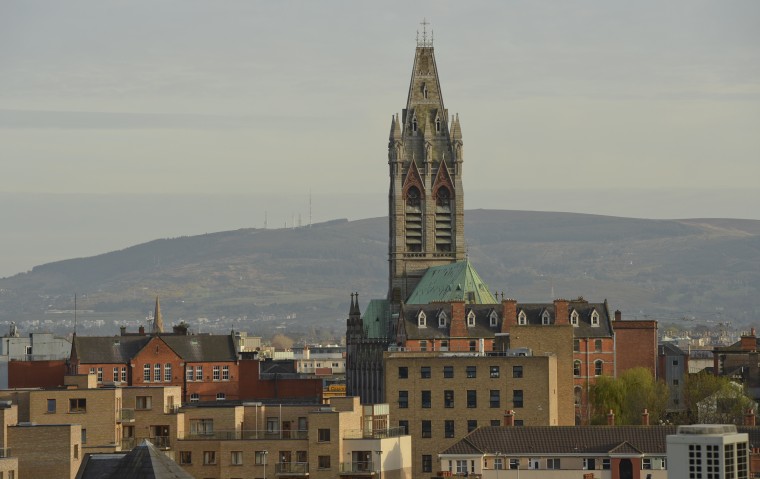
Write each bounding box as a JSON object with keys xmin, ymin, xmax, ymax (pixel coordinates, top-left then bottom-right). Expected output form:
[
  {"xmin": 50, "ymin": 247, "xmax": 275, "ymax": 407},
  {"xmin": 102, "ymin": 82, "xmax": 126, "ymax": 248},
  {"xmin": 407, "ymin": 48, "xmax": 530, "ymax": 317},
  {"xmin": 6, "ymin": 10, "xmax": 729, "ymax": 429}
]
[{"xmin": 406, "ymin": 186, "xmax": 421, "ymax": 207}]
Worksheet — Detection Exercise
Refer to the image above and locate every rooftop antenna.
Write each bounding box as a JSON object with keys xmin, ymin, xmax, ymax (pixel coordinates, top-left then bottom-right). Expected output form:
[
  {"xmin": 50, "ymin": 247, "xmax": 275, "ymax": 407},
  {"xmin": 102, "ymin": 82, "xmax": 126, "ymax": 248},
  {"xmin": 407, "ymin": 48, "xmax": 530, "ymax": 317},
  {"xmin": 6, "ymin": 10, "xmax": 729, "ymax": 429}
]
[
  {"xmin": 417, "ymin": 18, "xmax": 433, "ymax": 47},
  {"xmin": 73, "ymin": 293, "xmax": 77, "ymax": 335}
]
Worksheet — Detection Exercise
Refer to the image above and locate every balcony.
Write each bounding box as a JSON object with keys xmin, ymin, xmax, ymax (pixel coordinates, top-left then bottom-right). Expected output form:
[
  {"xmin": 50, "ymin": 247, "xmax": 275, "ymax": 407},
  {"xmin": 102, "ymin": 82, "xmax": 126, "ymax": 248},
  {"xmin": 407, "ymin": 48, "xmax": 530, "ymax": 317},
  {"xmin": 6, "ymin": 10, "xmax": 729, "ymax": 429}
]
[
  {"xmin": 164, "ymin": 404, "xmax": 180, "ymax": 414},
  {"xmin": 342, "ymin": 427, "xmax": 406, "ymax": 439},
  {"xmin": 118, "ymin": 408, "xmax": 135, "ymax": 423},
  {"xmin": 151, "ymin": 435, "xmax": 171, "ymax": 450},
  {"xmin": 339, "ymin": 461, "xmax": 375, "ymax": 475},
  {"xmin": 275, "ymin": 462, "xmax": 309, "ymax": 476},
  {"xmin": 180, "ymin": 429, "xmax": 309, "ymax": 441}
]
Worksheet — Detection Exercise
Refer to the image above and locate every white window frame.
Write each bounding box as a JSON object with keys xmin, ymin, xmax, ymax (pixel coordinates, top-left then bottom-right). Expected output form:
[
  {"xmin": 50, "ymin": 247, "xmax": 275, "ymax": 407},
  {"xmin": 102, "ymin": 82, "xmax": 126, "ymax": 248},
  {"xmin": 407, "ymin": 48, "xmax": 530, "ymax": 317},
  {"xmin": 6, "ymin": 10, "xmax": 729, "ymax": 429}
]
[
  {"xmin": 418, "ymin": 311, "xmax": 426, "ymax": 327},
  {"xmin": 490, "ymin": 311, "xmax": 499, "ymax": 327},
  {"xmin": 570, "ymin": 310, "xmax": 579, "ymax": 326},
  {"xmin": 467, "ymin": 310, "xmax": 476, "ymax": 327},
  {"xmin": 518, "ymin": 311, "xmax": 527, "ymax": 325}
]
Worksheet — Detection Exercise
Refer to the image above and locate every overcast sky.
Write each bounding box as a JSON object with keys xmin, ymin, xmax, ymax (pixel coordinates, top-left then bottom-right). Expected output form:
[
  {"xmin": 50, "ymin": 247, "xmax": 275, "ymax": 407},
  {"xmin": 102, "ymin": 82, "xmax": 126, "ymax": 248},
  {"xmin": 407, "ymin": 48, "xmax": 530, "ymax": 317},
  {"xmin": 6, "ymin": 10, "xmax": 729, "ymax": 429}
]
[{"xmin": 1, "ymin": 1, "xmax": 759, "ymax": 276}]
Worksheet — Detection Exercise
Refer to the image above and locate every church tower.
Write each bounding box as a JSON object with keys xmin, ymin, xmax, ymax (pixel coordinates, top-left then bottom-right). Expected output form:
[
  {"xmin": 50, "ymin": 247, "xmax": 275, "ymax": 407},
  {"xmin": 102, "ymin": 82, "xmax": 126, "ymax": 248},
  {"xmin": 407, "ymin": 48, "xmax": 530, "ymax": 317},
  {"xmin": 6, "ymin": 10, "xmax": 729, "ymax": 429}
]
[{"xmin": 388, "ymin": 21, "xmax": 466, "ymax": 304}]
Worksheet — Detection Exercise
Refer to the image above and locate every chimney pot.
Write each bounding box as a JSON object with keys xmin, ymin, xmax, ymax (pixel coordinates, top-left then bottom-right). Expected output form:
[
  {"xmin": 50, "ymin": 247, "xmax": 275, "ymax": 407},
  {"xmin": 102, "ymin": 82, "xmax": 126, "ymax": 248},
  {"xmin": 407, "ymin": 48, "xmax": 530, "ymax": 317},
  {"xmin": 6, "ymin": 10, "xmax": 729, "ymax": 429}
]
[
  {"xmin": 503, "ymin": 409, "xmax": 515, "ymax": 427},
  {"xmin": 642, "ymin": 408, "xmax": 650, "ymax": 426},
  {"xmin": 607, "ymin": 409, "xmax": 615, "ymax": 426},
  {"xmin": 614, "ymin": 310, "xmax": 622, "ymax": 321}
]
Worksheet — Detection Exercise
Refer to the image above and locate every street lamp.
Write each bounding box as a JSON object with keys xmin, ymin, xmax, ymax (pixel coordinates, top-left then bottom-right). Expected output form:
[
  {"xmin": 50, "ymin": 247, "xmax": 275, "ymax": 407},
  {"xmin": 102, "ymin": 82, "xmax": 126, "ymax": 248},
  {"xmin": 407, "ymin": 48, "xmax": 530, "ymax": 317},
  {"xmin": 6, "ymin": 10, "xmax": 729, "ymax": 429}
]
[
  {"xmin": 375, "ymin": 450, "xmax": 382, "ymax": 479},
  {"xmin": 262, "ymin": 450, "xmax": 269, "ymax": 479},
  {"xmin": 495, "ymin": 451, "xmax": 502, "ymax": 479}
]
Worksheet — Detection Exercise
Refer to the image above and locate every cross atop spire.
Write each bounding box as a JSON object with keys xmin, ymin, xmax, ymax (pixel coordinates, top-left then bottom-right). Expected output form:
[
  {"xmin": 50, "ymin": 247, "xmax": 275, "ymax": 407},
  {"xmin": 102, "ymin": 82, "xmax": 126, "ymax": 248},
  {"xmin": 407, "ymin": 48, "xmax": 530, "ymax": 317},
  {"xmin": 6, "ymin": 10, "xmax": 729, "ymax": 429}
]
[{"xmin": 416, "ymin": 18, "xmax": 434, "ymax": 47}]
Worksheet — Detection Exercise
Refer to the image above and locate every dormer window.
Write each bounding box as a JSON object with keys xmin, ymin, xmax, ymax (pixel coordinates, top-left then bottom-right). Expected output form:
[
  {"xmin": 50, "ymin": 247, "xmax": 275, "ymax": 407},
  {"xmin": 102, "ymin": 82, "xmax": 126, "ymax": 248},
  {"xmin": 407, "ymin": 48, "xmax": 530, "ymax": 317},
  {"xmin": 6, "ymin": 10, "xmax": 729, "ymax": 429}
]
[
  {"xmin": 590, "ymin": 310, "xmax": 600, "ymax": 327},
  {"xmin": 489, "ymin": 311, "xmax": 499, "ymax": 327},
  {"xmin": 541, "ymin": 310, "xmax": 551, "ymax": 325},
  {"xmin": 418, "ymin": 311, "xmax": 427, "ymax": 328},
  {"xmin": 438, "ymin": 311, "xmax": 448, "ymax": 328},
  {"xmin": 467, "ymin": 310, "xmax": 476, "ymax": 327},
  {"xmin": 570, "ymin": 310, "xmax": 579, "ymax": 327},
  {"xmin": 518, "ymin": 311, "xmax": 527, "ymax": 326}
]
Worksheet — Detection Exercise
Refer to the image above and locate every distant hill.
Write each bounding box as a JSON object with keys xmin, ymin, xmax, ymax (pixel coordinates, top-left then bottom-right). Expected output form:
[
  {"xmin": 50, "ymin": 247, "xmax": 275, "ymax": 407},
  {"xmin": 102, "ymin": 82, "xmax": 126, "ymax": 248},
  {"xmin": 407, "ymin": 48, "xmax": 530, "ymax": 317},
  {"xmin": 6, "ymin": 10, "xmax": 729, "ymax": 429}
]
[{"xmin": 1, "ymin": 210, "xmax": 758, "ymax": 338}]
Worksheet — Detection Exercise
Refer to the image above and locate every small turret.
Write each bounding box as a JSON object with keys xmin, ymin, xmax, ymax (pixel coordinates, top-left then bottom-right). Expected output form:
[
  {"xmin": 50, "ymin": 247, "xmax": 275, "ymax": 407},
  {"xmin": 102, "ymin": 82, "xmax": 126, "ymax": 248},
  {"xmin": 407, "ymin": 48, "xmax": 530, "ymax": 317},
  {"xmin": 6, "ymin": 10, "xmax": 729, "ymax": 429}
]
[
  {"xmin": 389, "ymin": 114, "xmax": 402, "ymax": 142},
  {"xmin": 450, "ymin": 113, "xmax": 462, "ymax": 141}
]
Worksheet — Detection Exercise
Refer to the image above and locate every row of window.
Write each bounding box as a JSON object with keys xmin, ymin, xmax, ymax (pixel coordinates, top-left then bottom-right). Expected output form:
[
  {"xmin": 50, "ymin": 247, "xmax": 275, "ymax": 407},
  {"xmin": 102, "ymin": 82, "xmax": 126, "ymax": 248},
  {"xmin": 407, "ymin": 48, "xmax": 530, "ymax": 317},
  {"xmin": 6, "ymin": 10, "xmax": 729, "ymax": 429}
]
[
  {"xmin": 399, "ymin": 418, "xmax": 524, "ymax": 440},
  {"xmin": 573, "ymin": 339, "xmax": 607, "ymax": 352},
  {"xmin": 90, "ymin": 367, "xmax": 128, "ymax": 383},
  {"xmin": 399, "ymin": 365, "xmax": 523, "ymax": 379},
  {"xmin": 415, "ymin": 309, "xmax": 600, "ymax": 328},
  {"xmin": 398, "ymin": 389, "xmax": 517, "ymax": 408},
  {"xmin": 184, "ymin": 365, "xmax": 231, "ymax": 382},
  {"xmin": 178, "ymin": 451, "xmax": 329, "ymax": 468},
  {"xmin": 573, "ymin": 359, "xmax": 605, "ymax": 377},
  {"xmin": 47, "ymin": 398, "xmax": 87, "ymax": 414}
]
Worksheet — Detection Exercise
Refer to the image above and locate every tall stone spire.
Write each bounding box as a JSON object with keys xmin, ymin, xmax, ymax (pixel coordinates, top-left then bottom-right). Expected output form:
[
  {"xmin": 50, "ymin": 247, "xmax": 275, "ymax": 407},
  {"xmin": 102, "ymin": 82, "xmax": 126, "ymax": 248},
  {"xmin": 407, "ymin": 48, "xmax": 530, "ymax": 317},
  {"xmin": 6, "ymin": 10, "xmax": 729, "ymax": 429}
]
[
  {"xmin": 388, "ymin": 21, "xmax": 466, "ymax": 305},
  {"xmin": 151, "ymin": 296, "xmax": 163, "ymax": 334}
]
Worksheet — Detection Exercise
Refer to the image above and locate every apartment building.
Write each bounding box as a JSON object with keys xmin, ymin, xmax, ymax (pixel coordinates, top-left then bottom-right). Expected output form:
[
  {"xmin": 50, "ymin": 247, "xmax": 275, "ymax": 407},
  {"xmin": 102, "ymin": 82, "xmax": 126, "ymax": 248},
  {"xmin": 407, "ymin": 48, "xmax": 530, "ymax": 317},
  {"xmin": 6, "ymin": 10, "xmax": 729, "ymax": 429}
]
[
  {"xmin": 667, "ymin": 424, "xmax": 750, "ymax": 479},
  {"xmin": 8, "ymin": 423, "xmax": 81, "ymax": 479}
]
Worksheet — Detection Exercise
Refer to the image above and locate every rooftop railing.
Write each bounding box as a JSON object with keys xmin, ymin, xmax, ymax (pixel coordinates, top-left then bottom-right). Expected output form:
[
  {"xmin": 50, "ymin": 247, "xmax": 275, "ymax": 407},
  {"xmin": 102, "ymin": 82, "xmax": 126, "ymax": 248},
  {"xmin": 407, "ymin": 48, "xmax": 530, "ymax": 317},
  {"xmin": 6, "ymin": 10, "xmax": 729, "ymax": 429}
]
[
  {"xmin": 180, "ymin": 429, "xmax": 309, "ymax": 441},
  {"xmin": 342, "ymin": 427, "xmax": 406, "ymax": 439},
  {"xmin": 275, "ymin": 462, "xmax": 309, "ymax": 474},
  {"xmin": 339, "ymin": 461, "xmax": 375, "ymax": 473}
]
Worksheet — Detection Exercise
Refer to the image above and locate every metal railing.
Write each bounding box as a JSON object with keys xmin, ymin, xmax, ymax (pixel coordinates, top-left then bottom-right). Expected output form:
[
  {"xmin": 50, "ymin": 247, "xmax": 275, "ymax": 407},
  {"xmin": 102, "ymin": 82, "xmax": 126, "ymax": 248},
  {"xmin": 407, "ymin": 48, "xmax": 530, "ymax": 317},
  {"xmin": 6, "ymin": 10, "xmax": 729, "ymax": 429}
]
[
  {"xmin": 343, "ymin": 427, "xmax": 406, "ymax": 439},
  {"xmin": 339, "ymin": 461, "xmax": 375, "ymax": 473},
  {"xmin": 180, "ymin": 429, "xmax": 309, "ymax": 441},
  {"xmin": 164, "ymin": 404, "xmax": 180, "ymax": 414},
  {"xmin": 275, "ymin": 462, "xmax": 309, "ymax": 474},
  {"xmin": 119, "ymin": 408, "xmax": 135, "ymax": 422},
  {"xmin": 152, "ymin": 436, "xmax": 171, "ymax": 449}
]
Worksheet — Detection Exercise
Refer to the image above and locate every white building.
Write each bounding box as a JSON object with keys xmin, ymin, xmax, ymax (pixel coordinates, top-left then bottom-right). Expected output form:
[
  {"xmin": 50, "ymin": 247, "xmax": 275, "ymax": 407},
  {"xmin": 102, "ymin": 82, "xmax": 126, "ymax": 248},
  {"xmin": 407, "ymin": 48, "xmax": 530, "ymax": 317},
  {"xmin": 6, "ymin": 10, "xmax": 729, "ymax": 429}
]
[{"xmin": 667, "ymin": 424, "xmax": 749, "ymax": 479}]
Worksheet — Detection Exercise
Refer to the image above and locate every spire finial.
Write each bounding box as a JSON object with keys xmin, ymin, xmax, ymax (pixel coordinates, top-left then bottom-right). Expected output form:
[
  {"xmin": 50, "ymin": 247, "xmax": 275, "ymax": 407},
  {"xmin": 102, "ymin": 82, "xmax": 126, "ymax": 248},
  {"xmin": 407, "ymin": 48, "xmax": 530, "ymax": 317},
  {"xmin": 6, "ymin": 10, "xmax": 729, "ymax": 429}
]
[{"xmin": 417, "ymin": 18, "xmax": 433, "ymax": 47}]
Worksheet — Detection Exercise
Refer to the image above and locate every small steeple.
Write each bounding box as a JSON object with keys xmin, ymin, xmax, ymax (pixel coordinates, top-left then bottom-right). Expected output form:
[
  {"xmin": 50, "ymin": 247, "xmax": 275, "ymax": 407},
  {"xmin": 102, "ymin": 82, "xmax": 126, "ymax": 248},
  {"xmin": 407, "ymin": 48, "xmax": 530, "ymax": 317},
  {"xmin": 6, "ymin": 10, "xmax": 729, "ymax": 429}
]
[
  {"xmin": 151, "ymin": 296, "xmax": 163, "ymax": 334},
  {"xmin": 450, "ymin": 113, "xmax": 462, "ymax": 141},
  {"xmin": 389, "ymin": 114, "xmax": 402, "ymax": 141}
]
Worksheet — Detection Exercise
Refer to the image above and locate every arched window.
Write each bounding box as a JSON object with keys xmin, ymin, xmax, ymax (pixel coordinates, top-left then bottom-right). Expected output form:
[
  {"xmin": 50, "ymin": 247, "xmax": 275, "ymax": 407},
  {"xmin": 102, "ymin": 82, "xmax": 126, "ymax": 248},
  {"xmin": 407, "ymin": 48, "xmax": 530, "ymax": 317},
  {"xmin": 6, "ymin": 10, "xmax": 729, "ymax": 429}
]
[
  {"xmin": 541, "ymin": 311, "xmax": 551, "ymax": 325},
  {"xmin": 417, "ymin": 311, "xmax": 427, "ymax": 327},
  {"xmin": 467, "ymin": 311, "xmax": 476, "ymax": 327},
  {"xmin": 407, "ymin": 186, "xmax": 421, "ymax": 207},
  {"xmin": 573, "ymin": 360, "xmax": 581, "ymax": 377},
  {"xmin": 412, "ymin": 117, "xmax": 418, "ymax": 132},
  {"xmin": 436, "ymin": 186, "xmax": 450, "ymax": 207},
  {"xmin": 405, "ymin": 186, "xmax": 423, "ymax": 252},
  {"xmin": 489, "ymin": 311, "xmax": 499, "ymax": 327},
  {"xmin": 591, "ymin": 310, "xmax": 600, "ymax": 326},
  {"xmin": 518, "ymin": 311, "xmax": 527, "ymax": 325},
  {"xmin": 594, "ymin": 360, "xmax": 603, "ymax": 376},
  {"xmin": 574, "ymin": 386, "xmax": 582, "ymax": 406},
  {"xmin": 438, "ymin": 311, "xmax": 447, "ymax": 328},
  {"xmin": 435, "ymin": 117, "xmax": 441, "ymax": 132},
  {"xmin": 570, "ymin": 310, "xmax": 579, "ymax": 326},
  {"xmin": 422, "ymin": 84, "xmax": 428, "ymax": 99},
  {"xmin": 435, "ymin": 186, "xmax": 452, "ymax": 252}
]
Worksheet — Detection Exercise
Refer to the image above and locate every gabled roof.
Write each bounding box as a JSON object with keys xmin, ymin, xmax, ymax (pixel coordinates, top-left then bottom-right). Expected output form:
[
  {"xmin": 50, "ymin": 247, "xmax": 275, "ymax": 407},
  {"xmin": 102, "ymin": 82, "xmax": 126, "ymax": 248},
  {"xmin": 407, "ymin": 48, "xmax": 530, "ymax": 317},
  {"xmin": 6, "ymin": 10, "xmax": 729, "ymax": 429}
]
[
  {"xmin": 72, "ymin": 334, "xmax": 237, "ymax": 364},
  {"xmin": 72, "ymin": 336, "xmax": 151, "ymax": 364},
  {"xmin": 406, "ymin": 260, "xmax": 497, "ymax": 305},
  {"xmin": 517, "ymin": 301, "xmax": 613, "ymax": 338},
  {"xmin": 77, "ymin": 440, "xmax": 193, "ymax": 479},
  {"xmin": 401, "ymin": 303, "xmax": 501, "ymax": 340}
]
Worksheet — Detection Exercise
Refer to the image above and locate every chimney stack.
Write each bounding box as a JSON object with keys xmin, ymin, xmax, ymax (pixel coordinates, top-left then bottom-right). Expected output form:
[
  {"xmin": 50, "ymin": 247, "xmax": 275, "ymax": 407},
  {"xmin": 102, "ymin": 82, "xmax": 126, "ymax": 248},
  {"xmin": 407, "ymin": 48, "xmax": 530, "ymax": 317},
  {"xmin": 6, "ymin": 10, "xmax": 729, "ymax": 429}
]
[
  {"xmin": 745, "ymin": 409, "xmax": 756, "ymax": 426},
  {"xmin": 503, "ymin": 410, "xmax": 515, "ymax": 427},
  {"xmin": 120, "ymin": 326, "xmax": 126, "ymax": 336},
  {"xmin": 642, "ymin": 408, "xmax": 650, "ymax": 426},
  {"xmin": 501, "ymin": 299, "xmax": 517, "ymax": 334},
  {"xmin": 553, "ymin": 299, "xmax": 569, "ymax": 324},
  {"xmin": 614, "ymin": 310, "xmax": 622, "ymax": 321},
  {"xmin": 449, "ymin": 302, "xmax": 467, "ymax": 337},
  {"xmin": 607, "ymin": 409, "xmax": 615, "ymax": 426},
  {"xmin": 138, "ymin": 325, "xmax": 145, "ymax": 336}
]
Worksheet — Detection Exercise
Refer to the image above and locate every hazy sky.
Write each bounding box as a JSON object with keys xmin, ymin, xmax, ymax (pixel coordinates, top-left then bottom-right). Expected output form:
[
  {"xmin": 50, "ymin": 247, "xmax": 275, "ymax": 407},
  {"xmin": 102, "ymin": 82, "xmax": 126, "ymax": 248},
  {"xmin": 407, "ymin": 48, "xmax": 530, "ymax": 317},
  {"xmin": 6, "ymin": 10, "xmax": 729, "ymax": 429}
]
[{"xmin": 1, "ymin": 1, "xmax": 759, "ymax": 276}]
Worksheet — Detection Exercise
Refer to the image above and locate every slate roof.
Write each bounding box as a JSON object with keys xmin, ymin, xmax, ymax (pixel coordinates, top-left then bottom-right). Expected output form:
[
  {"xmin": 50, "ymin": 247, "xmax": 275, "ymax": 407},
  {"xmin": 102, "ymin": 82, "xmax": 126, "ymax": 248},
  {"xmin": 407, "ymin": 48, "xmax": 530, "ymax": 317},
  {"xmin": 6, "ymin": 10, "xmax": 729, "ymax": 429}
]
[
  {"xmin": 72, "ymin": 334, "xmax": 237, "ymax": 364},
  {"xmin": 659, "ymin": 342, "xmax": 687, "ymax": 356},
  {"xmin": 441, "ymin": 426, "xmax": 676, "ymax": 456},
  {"xmin": 362, "ymin": 299, "xmax": 391, "ymax": 339},
  {"xmin": 77, "ymin": 440, "xmax": 193, "ymax": 479},
  {"xmin": 72, "ymin": 336, "xmax": 151, "ymax": 364},
  {"xmin": 401, "ymin": 303, "xmax": 501, "ymax": 340},
  {"xmin": 406, "ymin": 260, "xmax": 497, "ymax": 304},
  {"xmin": 443, "ymin": 426, "xmax": 760, "ymax": 457}
]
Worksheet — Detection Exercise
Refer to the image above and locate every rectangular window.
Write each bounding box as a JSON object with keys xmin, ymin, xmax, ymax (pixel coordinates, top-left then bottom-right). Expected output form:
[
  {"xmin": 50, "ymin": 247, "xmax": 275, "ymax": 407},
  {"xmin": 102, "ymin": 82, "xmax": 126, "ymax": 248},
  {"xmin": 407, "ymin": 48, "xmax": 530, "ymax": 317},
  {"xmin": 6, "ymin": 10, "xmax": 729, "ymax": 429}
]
[
  {"xmin": 445, "ymin": 420, "xmax": 455, "ymax": 438},
  {"xmin": 421, "ymin": 420, "xmax": 431, "ymax": 438},
  {"xmin": 490, "ymin": 366, "xmax": 500, "ymax": 378},
  {"xmin": 190, "ymin": 419, "xmax": 213, "ymax": 435},
  {"xmin": 222, "ymin": 365, "xmax": 230, "ymax": 380},
  {"xmin": 491, "ymin": 419, "xmax": 501, "ymax": 426},
  {"xmin": 203, "ymin": 451, "xmax": 217, "ymax": 465},
  {"xmin": 456, "ymin": 460, "xmax": 468, "ymax": 474},
  {"xmin": 583, "ymin": 458, "xmax": 596, "ymax": 470},
  {"xmin": 47, "ymin": 399, "xmax": 56, "ymax": 413},
  {"xmin": 398, "ymin": 366, "xmax": 408, "ymax": 379},
  {"xmin": 512, "ymin": 365, "xmax": 523, "ymax": 378},
  {"xmin": 97, "ymin": 367, "xmax": 103, "ymax": 383},
  {"xmin": 186, "ymin": 366, "xmax": 193, "ymax": 381},
  {"xmin": 82, "ymin": 428, "xmax": 87, "ymax": 444},
  {"xmin": 143, "ymin": 364, "xmax": 150, "ymax": 382},
  {"xmin": 514, "ymin": 419, "xmax": 524, "ymax": 426},
  {"xmin": 547, "ymin": 458, "xmax": 560, "ymax": 469},
  {"xmin": 154, "ymin": 363, "xmax": 161, "ymax": 382},
  {"xmin": 318, "ymin": 428, "xmax": 331, "ymax": 442},
  {"xmin": 398, "ymin": 420, "xmax": 409, "ymax": 434},
  {"xmin": 398, "ymin": 390, "xmax": 408, "ymax": 408},
  {"xmin": 509, "ymin": 458, "xmax": 519, "ymax": 470},
  {"xmin": 443, "ymin": 366, "xmax": 454, "ymax": 378},
  {"xmin": 673, "ymin": 379, "xmax": 679, "ymax": 386},
  {"xmin": 213, "ymin": 365, "xmax": 220, "ymax": 381},
  {"xmin": 642, "ymin": 458, "xmax": 652, "ymax": 469},
  {"xmin": 421, "ymin": 390, "xmax": 431, "ymax": 408},
  {"xmin": 121, "ymin": 367, "xmax": 127, "ymax": 382},
  {"xmin": 113, "ymin": 367, "xmax": 119, "ymax": 382},
  {"xmin": 467, "ymin": 420, "xmax": 478, "ymax": 432},
  {"xmin": 422, "ymin": 455, "xmax": 432, "ymax": 473},
  {"xmin": 490, "ymin": 390, "xmax": 500, "ymax": 408},
  {"xmin": 231, "ymin": 451, "xmax": 243, "ymax": 465},
  {"xmin": 255, "ymin": 451, "xmax": 267, "ymax": 465},
  {"xmin": 444, "ymin": 390, "xmax": 454, "ymax": 408},
  {"xmin": 466, "ymin": 366, "xmax": 477, "ymax": 378},
  {"xmin": 421, "ymin": 366, "xmax": 431, "ymax": 378},
  {"xmin": 136, "ymin": 396, "xmax": 152, "ymax": 410},
  {"xmin": 595, "ymin": 339, "xmax": 603, "ymax": 352},
  {"xmin": 419, "ymin": 340, "xmax": 428, "ymax": 351},
  {"xmin": 179, "ymin": 451, "xmax": 192, "ymax": 465},
  {"xmin": 495, "ymin": 457, "xmax": 504, "ymax": 470},
  {"xmin": 69, "ymin": 398, "xmax": 86, "ymax": 413},
  {"xmin": 164, "ymin": 363, "xmax": 172, "ymax": 382},
  {"xmin": 602, "ymin": 458, "xmax": 611, "ymax": 470},
  {"xmin": 318, "ymin": 455, "xmax": 331, "ymax": 469},
  {"xmin": 513, "ymin": 390, "xmax": 524, "ymax": 408},
  {"xmin": 195, "ymin": 366, "xmax": 202, "ymax": 381},
  {"xmin": 574, "ymin": 339, "xmax": 580, "ymax": 352},
  {"xmin": 467, "ymin": 390, "xmax": 477, "ymax": 408},
  {"xmin": 266, "ymin": 417, "xmax": 278, "ymax": 433}
]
